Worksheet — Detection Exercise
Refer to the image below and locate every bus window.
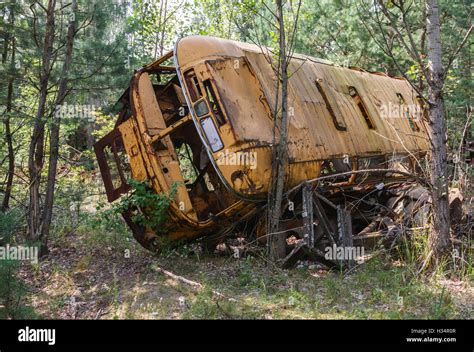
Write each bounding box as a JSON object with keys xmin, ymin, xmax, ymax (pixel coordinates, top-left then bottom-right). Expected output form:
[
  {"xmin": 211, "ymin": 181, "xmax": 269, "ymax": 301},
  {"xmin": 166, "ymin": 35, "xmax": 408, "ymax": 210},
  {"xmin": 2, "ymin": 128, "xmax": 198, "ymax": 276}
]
[
  {"xmin": 94, "ymin": 128, "xmax": 131, "ymax": 202},
  {"xmin": 348, "ymin": 86, "xmax": 375, "ymax": 130},
  {"xmin": 200, "ymin": 117, "xmax": 224, "ymax": 152},
  {"xmin": 203, "ymin": 80, "xmax": 226, "ymax": 126},
  {"xmin": 315, "ymin": 79, "xmax": 346, "ymax": 131},
  {"xmin": 184, "ymin": 69, "xmax": 203, "ymax": 102},
  {"xmin": 397, "ymin": 93, "xmax": 420, "ymax": 132},
  {"xmin": 194, "ymin": 99, "xmax": 210, "ymax": 117}
]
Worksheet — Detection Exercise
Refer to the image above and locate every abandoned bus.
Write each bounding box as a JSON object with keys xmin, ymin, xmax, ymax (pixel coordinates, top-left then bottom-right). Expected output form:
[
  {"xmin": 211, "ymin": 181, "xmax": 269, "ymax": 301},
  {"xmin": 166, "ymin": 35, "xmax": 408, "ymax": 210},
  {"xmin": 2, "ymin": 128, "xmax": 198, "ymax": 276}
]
[{"xmin": 94, "ymin": 35, "xmax": 430, "ymax": 251}]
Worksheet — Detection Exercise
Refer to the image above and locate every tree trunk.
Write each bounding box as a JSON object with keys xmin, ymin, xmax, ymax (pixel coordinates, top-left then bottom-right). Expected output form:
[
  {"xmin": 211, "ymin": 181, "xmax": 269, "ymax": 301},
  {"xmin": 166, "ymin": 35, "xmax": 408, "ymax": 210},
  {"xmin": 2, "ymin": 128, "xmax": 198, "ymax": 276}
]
[
  {"xmin": 426, "ymin": 0, "xmax": 450, "ymax": 260},
  {"xmin": 153, "ymin": 0, "xmax": 164, "ymax": 58},
  {"xmin": 40, "ymin": 0, "xmax": 78, "ymax": 253},
  {"xmin": 27, "ymin": 0, "xmax": 56, "ymax": 241},
  {"xmin": 1, "ymin": 2, "xmax": 15, "ymax": 212},
  {"xmin": 419, "ymin": 5, "xmax": 427, "ymax": 93},
  {"xmin": 268, "ymin": 0, "xmax": 289, "ymax": 262},
  {"xmin": 159, "ymin": 0, "xmax": 168, "ymax": 57}
]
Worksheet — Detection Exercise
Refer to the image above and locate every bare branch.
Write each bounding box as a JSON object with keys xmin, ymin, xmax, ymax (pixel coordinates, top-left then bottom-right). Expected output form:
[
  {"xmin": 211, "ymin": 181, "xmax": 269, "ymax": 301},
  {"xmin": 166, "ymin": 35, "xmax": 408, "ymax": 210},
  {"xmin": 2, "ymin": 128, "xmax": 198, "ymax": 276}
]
[
  {"xmin": 443, "ymin": 24, "xmax": 473, "ymax": 79},
  {"xmin": 376, "ymin": 0, "xmax": 432, "ymax": 86}
]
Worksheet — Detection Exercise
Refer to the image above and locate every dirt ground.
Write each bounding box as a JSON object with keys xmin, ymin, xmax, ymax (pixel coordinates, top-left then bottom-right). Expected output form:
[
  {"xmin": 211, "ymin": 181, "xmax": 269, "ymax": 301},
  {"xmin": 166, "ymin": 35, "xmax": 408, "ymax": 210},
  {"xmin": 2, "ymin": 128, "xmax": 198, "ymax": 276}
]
[{"xmin": 16, "ymin": 232, "xmax": 473, "ymax": 320}]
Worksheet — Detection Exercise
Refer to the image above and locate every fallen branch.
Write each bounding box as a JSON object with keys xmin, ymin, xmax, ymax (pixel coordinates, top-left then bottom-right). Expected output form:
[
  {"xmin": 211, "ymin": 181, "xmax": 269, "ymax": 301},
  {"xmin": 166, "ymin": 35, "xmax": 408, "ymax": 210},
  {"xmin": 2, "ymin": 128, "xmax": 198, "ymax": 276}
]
[
  {"xmin": 153, "ymin": 266, "xmax": 236, "ymax": 302},
  {"xmin": 94, "ymin": 307, "xmax": 108, "ymax": 320},
  {"xmin": 416, "ymin": 249, "xmax": 434, "ymax": 277}
]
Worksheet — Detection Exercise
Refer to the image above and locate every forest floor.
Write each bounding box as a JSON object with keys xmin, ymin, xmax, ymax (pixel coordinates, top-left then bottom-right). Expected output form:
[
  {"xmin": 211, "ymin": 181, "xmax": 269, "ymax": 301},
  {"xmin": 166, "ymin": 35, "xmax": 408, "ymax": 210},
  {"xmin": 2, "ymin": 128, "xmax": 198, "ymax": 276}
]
[{"xmin": 17, "ymin": 230, "xmax": 473, "ymax": 319}]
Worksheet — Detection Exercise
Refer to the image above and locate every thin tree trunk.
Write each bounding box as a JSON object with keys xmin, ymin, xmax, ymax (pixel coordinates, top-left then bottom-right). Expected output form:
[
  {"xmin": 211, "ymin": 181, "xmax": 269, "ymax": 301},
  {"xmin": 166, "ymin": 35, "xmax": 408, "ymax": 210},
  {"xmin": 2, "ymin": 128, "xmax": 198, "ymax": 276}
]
[
  {"xmin": 1, "ymin": 2, "xmax": 15, "ymax": 212},
  {"xmin": 159, "ymin": 0, "xmax": 168, "ymax": 57},
  {"xmin": 268, "ymin": 0, "xmax": 289, "ymax": 262},
  {"xmin": 27, "ymin": 0, "xmax": 56, "ymax": 241},
  {"xmin": 153, "ymin": 0, "xmax": 164, "ymax": 58},
  {"xmin": 419, "ymin": 5, "xmax": 427, "ymax": 93},
  {"xmin": 426, "ymin": 0, "xmax": 450, "ymax": 260},
  {"xmin": 40, "ymin": 0, "xmax": 78, "ymax": 253}
]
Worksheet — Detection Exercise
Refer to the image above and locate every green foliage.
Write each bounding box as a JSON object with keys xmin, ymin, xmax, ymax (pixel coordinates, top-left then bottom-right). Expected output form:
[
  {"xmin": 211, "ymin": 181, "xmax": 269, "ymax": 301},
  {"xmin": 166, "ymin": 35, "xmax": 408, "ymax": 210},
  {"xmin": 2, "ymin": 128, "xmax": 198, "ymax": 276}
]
[
  {"xmin": 236, "ymin": 256, "xmax": 259, "ymax": 287},
  {"xmin": 87, "ymin": 201, "xmax": 129, "ymax": 237},
  {"xmin": 0, "ymin": 0, "xmax": 471, "ymax": 323},
  {"xmin": 127, "ymin": 0, "xmax": 194, "ymax": 61},
  {"xmin": 396, "ymin": 226, "xmax": 473, "ymax": 280},
  {"xmin": 0, "ymin": 210, "xmax": 36, "ymax": 319},
  {"xmin": 429, "ymin": 286, "xmax": 454, "ymax": 319},
  {"xmin": 159, "ymin": 242, "xmax": 197, "ymax": 259},
  {"xmin": 178, "ymin": 253, "xmax": 463, "ymax": 319},
  {"xmin": 184, "ymin": 289, "xmax": 222, "ymax": 319},
  {"xmin": 0, "ymin": 259, "xmax": 37, "ymax": 319},
  {"xmin": 0, "ymin": 209, "xmax": 24, "ymax": 245},
  {"xmin": 115, "ymin": 180, "xmax": 178, "ymax": 233},
  {"xmin": 2, "ymin": 0, "xmax": 470, "ymax": 217},
  {"xmin": 398, "ymin": 228, "xmax": 431, "ymax": 267}
]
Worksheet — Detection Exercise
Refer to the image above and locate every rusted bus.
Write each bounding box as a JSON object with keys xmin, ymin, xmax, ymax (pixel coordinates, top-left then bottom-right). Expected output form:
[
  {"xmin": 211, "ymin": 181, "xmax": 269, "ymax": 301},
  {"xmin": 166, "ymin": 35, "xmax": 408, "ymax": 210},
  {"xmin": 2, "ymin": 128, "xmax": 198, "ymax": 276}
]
[{"xmin": 94, "ymin": 36, "xmax": 429, "ymax": 250}]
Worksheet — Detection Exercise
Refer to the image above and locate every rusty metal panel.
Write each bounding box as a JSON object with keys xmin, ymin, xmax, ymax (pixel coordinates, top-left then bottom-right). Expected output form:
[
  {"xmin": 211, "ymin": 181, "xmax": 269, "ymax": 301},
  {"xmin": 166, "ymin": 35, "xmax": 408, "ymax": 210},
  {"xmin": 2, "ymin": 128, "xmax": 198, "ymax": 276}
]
[
  {"xmin": 175, "ymin": 37, "xmax": 429, "ymax": 160},
  {"xmin": 132, "ymin": 72, "xmax": 198, "ymax": 222},
  {"xmin": 204, "ymin": 57, "xmax": 274, "ymax": 143},
  {"xmin": 94, "ymin": 128, "xmax": 131, "ymax": 202},
  {"xmin": 94, "ymin": 36, "xmax": 433, "ymax": 249},
  {"xmin": 138, "ymin": 72, "xmax": 167, "ymax": 135},
  {"xmin": 174, "ymin": 36, "xmax": 431, "ymax": 202},
  {"xmin": 118, "ymin": 118, "xmax": 148, "ymax": 182}
]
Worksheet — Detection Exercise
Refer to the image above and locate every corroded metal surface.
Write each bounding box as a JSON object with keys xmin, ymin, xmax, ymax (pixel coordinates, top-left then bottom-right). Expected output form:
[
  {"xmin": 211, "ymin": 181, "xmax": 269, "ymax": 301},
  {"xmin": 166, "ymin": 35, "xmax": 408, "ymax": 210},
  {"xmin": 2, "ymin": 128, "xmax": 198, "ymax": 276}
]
[{"xmin": 94, "ymin": 36, "xmax": 430, "ymax": 249}]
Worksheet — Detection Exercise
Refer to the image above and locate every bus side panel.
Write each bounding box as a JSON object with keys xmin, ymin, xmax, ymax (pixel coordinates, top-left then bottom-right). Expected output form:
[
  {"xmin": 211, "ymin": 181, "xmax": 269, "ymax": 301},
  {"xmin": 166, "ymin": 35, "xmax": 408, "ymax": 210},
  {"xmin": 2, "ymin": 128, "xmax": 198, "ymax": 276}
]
[{"xmin": 118, "ymin": 119, "xmax": 148, "ymax": 182}]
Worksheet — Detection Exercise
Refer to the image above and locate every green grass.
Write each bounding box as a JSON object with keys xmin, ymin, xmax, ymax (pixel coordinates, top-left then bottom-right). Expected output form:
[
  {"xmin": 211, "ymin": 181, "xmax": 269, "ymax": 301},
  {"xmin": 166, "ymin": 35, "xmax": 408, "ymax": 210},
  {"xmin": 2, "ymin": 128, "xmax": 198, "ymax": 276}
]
[
  {"xmin": 171, "ymin": 252, "xmax": 466, "ymax": 319},
  {"xmin": 10, "ymin": 193, "xmax": 471, "ymax": 320}
]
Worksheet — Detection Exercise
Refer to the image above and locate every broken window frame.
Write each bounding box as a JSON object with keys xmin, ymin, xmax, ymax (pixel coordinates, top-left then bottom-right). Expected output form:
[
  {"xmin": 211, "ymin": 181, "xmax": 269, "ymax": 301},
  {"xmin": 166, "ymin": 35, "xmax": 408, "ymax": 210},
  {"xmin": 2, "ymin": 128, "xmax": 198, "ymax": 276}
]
[
  {"xmin": 396, "ymin": 92, "xmax": 420, "ymax": 132},
  {"xmin": 175, "ymin": 141, "xmax": 199, "ymax": 186},
  {"xmin": 94, "ymin": 128, "xmax": 131, "ymax": 202},
  {"xmin": 348, "ymin": 86, "xmax": 376, "ymax": 130},
  {"xmin": 203, "ymin": 79, "xmax": 227, "ymax": 126},
  {"xmin": 416, "ymin": 95, "xmax": 429, "ymax": 121},
  {"xmin": 184, "ymin": 69, "xmax": 203, "ymax": 102},
  {"xmin": 315, "ymin": 79, "xmax": 347, "ymax": 131},
  {"xmin": 183, "ymin": 68, "xmax": 226, "ymax": 154}
]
